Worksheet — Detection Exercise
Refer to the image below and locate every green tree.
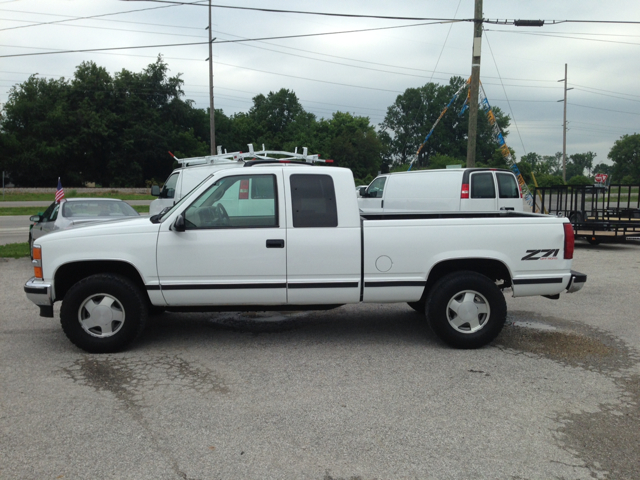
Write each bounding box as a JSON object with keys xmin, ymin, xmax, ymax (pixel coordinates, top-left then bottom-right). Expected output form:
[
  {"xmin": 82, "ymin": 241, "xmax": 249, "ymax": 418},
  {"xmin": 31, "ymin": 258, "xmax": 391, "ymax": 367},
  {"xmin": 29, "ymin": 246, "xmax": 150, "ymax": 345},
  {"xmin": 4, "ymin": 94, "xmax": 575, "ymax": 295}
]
[
  {"xmin": 0, "ymin": 57, "xmax": 211, "ymax": 187},
  {"xmin": 567, "ymin": 175, "xmax": 592, "ymax": 186},
  {"xmin": 380, "ymin": 76, "xmax": 510, "ymax": 168},
  {"xmin": 0, "ymin": 75, "xmax": 73, "ymax": 186},
  {"xmin": 608, "ymin": 133, "xmax": 640, "ymax": 183},
  {"xmin": 592, "ymin": 163, "xmax": 612, "ymax": 175},
  {"xmin": 521, "ymin": 152, "xmax": 542, "ymax": 170},
  {"xmin": 567, "ymin": 151, "xmax": 596, "ymax": 179},
  {"xmin": 316, "ymin": 112, "xmax": 382, "ymax": 179}
]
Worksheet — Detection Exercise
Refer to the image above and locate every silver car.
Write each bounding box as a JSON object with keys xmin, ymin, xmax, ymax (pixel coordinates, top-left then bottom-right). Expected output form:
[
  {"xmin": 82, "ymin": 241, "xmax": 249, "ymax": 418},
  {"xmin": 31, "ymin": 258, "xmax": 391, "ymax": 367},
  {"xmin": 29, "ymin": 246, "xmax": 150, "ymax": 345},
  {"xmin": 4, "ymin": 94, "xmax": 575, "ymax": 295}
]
[{"xmin": 29, "ymin": 198, "xmax": 139, "ymax": 251}]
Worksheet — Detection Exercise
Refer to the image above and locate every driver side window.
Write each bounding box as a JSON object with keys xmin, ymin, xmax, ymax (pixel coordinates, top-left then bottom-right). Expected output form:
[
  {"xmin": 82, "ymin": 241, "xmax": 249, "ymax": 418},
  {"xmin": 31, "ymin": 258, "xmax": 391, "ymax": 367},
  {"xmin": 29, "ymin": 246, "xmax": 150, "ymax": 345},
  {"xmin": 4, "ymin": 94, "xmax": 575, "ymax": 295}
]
[
  {"xmin": 366, "ymin": 177, "xmax": 387, "ymax": 198},
  {"xmin": 160, "ymin": 173, "xmax": 179, "ymax": 199},
  {"xmin": 183, "ymin": 174, "xmax": 278, "ymax": 229}
]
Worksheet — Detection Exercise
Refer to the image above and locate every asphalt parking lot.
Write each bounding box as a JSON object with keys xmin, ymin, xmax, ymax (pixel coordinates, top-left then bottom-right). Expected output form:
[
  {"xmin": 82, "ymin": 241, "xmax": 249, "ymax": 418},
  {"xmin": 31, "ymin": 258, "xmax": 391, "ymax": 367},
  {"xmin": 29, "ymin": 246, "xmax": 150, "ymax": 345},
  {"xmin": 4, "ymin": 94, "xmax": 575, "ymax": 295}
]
[{"xmin": 1, "ymin": 242, "xmax": 639, "ymax": 480}]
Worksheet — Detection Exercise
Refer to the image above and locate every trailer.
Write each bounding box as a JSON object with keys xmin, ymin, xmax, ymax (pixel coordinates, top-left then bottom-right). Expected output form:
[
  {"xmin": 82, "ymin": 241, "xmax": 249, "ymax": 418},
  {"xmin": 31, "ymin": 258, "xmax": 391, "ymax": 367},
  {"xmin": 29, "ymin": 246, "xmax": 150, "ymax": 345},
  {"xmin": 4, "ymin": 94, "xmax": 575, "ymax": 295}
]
[{"xmin": 532, "ymin": 183, "xmax": 640, "ymax": 245}]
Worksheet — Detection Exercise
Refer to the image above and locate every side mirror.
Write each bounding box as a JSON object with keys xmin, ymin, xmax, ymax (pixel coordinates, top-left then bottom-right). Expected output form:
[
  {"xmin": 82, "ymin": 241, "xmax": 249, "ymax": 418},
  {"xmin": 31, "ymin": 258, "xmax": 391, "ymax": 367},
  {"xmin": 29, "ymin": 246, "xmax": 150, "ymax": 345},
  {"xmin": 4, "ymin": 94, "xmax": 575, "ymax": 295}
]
[
  {"xmin": 151, "ymin": 185, "xmax": 160, "ymax": 196},
  {"xmin": 173, "ymin": 214, "xmax": 185, "ymax": 232},
  {"xmin": 358, "ymin": 186, "xmax": 368, "ymax": 197},
  {"xmin": 29, "ymin": 215, "xmax": 42, "ymax": 222}
]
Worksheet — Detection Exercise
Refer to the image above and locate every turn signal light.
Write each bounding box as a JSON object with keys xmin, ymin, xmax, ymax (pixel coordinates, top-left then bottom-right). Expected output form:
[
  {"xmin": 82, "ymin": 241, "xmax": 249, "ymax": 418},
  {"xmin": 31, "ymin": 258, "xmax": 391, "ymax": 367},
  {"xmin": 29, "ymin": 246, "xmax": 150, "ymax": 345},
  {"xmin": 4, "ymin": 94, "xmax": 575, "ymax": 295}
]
[{"xmin": 32, "ymin": 246, "xmax": 43, "ymax": 278}]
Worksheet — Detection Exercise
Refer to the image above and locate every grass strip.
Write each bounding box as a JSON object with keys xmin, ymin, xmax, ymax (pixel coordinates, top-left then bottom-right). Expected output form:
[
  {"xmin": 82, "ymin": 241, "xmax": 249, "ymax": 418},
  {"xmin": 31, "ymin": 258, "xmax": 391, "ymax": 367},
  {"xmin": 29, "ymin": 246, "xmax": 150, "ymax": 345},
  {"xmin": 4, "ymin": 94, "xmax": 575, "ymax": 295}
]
[{"xmin": 0, "ymin": 242, "xmax": 30, "ymax": 258}]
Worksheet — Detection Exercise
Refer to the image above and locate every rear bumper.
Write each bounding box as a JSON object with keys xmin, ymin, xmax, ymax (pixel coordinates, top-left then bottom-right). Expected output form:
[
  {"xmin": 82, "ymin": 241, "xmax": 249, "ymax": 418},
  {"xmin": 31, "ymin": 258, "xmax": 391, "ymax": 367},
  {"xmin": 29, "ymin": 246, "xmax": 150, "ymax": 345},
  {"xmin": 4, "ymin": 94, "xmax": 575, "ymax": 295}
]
[
  {"xmin": 566, "ymin": 270, "xmax": 587, "ymax": 293},
  {"xmin": 24, "ymin": 277, "xmax": 54, "ymax": 317}
]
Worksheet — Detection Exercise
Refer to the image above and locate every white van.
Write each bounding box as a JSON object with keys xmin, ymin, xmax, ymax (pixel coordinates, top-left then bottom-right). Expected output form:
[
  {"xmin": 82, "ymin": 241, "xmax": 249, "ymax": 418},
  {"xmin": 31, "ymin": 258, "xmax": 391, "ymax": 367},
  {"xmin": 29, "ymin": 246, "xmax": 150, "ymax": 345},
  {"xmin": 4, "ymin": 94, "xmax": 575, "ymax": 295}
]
[
  {"xmin": 150, "ymin": 160, "xmax": 242, "ymax": 215},
  {"xmin": 357, "ymin": 168, "xmax": 523, "ymax": 213},
  {"xmin": 150, "ymin": 145, "xmax": 327, "ymax": 216}
]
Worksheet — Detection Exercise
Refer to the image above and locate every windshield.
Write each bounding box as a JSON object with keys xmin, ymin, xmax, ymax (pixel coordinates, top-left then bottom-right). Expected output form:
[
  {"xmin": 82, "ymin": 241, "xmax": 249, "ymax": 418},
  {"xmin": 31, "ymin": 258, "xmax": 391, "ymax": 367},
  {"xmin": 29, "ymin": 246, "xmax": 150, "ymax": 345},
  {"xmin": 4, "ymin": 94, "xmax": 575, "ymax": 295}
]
[{"xmin": 152, "ymin": 174, "xmax": 214, "ymax": 223}]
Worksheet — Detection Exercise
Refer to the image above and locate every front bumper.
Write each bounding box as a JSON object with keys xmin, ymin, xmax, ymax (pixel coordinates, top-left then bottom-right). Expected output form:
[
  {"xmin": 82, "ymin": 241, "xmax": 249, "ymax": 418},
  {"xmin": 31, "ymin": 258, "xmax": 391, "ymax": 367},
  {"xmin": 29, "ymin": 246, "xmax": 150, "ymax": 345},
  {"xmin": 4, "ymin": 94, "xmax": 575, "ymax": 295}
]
[
  {"xmin": 566, "ymin": 270, "xmax": 587, "ymax": 293},
  {"xmin": 24, "ymin": 277, "xmax": 54, "ymax": 317}
]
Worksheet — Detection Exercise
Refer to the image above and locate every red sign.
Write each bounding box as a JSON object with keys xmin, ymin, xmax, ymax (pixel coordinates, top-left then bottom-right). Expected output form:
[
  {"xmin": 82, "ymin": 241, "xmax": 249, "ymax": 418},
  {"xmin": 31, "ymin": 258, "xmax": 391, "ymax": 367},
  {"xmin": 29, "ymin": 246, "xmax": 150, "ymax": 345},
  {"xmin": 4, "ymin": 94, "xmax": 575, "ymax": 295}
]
[{"xmin": 594, "ymin": 173, "xmax": 608, "ymax": 184}]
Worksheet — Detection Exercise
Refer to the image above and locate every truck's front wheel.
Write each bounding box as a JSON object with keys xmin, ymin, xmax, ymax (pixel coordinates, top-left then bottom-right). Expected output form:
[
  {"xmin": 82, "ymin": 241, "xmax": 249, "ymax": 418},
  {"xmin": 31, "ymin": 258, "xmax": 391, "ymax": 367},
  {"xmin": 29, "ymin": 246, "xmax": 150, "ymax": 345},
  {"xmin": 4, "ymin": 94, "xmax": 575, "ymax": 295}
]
[
  {"xmin": 60, "ymin": 274, "xmax": 148, "ymax": 353},
  {"xmin": 425, "ymin": 271, "xmax": 506, "ymax": 349}
]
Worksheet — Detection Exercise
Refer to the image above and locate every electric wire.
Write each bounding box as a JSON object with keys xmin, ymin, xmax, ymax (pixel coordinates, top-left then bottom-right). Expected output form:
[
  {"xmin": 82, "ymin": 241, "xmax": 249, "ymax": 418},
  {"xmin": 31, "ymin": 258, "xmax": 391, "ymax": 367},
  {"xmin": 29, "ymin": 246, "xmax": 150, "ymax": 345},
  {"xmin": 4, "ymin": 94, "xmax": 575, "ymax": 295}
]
[
  {"xmin": 484, "ymin": 29, "xmax": 640, "ymax": 46},
  {"xmin": 0, "ymin": 20, "xmax": 459, "ymax": 59},
  {"xmin": 121, "ymin": 0, "xmax": 473, "ymax": 22},
  {"xmin": 0, "ymin": 7, "xmax": 205, "ymax": 32},
  {"xmin": 483, "ymin": 30, "xmax": 527, "ymax": 155},
  {"xmin": 124, "ymin": 2, "xmax": 640, "ymax": 25},
  {"xmin": 0, "ymin": 1, "xmax": 207, "ymax": 32}
]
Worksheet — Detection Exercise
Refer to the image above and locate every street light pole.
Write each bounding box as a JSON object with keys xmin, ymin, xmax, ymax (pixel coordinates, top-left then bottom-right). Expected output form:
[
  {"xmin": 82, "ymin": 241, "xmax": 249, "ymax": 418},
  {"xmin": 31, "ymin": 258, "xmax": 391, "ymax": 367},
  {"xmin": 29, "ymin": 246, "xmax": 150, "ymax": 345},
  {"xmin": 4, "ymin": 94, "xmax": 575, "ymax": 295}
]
[{"xmin": 466, "ymin": 0, "xmax": 483, "ymax": 167}]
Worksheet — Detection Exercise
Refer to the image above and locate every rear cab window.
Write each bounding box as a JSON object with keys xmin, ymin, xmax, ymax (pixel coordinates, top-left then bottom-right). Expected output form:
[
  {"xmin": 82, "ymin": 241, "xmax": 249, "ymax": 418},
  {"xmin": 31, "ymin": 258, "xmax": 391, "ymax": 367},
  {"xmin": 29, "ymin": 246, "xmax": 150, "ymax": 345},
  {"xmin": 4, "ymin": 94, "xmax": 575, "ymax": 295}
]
[{"xmin": 290, "ymin": 174, "xmax": 338, "ymax": 228}]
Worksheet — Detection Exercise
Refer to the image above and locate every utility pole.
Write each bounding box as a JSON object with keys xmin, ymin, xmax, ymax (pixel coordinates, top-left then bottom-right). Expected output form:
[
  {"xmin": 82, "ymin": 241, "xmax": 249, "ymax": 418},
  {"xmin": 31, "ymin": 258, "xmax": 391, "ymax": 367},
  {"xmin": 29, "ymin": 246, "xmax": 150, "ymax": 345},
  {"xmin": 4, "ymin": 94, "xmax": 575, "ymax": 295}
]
[
  {"xmin": 466, "ymin": 0, "xmax": 483, "ymax": 167},
  {"xmin": 557, "ymin": 63, "xmax": 573, "ymax": 182},
  {"xmin": 207, "ymin": 0, "xmax": 216, "ymax": 154}
]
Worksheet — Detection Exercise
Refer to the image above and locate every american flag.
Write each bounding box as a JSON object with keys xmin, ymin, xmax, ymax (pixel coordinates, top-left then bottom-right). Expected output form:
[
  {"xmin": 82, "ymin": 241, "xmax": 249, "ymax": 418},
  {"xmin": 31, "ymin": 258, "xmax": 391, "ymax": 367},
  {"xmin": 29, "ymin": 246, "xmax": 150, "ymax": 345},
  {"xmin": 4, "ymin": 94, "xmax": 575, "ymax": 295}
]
[{"xmin": 55, "ymin": 178, "xmax": 65, "ymax": 203}]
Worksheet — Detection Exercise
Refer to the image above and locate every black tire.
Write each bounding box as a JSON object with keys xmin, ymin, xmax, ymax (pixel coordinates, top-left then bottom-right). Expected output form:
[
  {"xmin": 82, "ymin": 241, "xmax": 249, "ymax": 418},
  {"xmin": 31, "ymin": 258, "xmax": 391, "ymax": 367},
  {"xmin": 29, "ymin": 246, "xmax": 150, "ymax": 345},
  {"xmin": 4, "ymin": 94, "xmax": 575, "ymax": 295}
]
[
  {"xmin": 425, "ymin": 271, "xmax": 506, "ymax": 349},
  {"xmin": 60, "ymin": 274, "xmax": 148, "ymax": 353},
  {"xmin": 407, "ymin": 300, "xmax": 426, "ymax": 313}
]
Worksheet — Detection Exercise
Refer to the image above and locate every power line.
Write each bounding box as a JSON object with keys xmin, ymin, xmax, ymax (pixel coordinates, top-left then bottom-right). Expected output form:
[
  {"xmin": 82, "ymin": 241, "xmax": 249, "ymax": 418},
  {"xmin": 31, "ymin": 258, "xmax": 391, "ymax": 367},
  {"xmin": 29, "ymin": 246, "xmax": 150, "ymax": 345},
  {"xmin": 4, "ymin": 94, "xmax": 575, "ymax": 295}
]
[
  {"xmin": 572, "ymin": 87, "xmax": 640, "ymax": 103},
  {"xmin": 0, "ymin": 1, "xmax": 207, "ymax": 32},
  {"xmin": 484, "ymin": 29, "xmax": 640, "ymax": 46},
  {"xmin": 569, "ymin": 103, "xmax": 640, "ymax": 116},
  {"xmin": 0, "ymin": 20, "xmax": 459, "ymax": 59},
  {"xmin": 0, "ymin": 7, "xmax": 205, "ymax": 32},
  {"xmin": 0, "ymin": 16, "xmax": 209, "ymax": 39},
  {"xmin": 121, "ymin": 0, "xmax": 472, "ymax": 22},
  {"xmin": 483, "ymin": 30, "xmax": 527, "ymax": 155},
  {"xmin": 124, "ymin": 2, "xmax": 640, "ymax": 25},
  {"xmin": 484, "ymin": 19, "xmax": 640, "ymax": 25}
]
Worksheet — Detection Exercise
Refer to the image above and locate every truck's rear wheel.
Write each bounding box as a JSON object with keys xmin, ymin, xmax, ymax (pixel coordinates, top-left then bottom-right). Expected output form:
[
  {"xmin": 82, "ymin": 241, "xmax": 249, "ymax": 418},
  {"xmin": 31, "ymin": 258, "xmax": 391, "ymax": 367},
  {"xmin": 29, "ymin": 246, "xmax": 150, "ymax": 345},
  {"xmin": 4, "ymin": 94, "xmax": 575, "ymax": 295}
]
[
  {"xmin": 425, "ymin": 271, "xmax": 506, "ymax": 349},
  {"xmin": 60, "ymin": 274, "xmax": 148, "ymax": 353}
]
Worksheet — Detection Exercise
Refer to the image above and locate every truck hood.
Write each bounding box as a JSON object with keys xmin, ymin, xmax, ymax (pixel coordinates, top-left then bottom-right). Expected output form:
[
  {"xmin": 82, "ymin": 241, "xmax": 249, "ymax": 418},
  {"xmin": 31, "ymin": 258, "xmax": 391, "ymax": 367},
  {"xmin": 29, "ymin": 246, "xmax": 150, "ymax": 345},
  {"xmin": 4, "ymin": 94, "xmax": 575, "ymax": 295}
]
[{"xmin": 35, "ymin": 216, "xmax": 159, "ymax": 245}]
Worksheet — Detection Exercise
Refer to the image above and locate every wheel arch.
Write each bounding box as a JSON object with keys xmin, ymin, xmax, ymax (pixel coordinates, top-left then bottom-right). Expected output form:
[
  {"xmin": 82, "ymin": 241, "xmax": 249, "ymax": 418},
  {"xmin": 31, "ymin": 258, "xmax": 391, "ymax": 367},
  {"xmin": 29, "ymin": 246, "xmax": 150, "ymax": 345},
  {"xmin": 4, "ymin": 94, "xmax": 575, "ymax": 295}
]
[
  {"xmin": 422, "ymin": 258, "xmax": 512, "ymax": 300},
  {"xmin": 54, "ymin": 260, "xmax": 149, "ymax": 302}
]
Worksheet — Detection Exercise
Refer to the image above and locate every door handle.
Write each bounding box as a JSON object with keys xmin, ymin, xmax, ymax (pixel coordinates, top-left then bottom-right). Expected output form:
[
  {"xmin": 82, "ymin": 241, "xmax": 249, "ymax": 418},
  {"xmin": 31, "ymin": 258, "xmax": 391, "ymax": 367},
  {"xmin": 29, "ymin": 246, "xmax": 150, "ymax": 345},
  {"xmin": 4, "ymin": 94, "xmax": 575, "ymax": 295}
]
[{"xmin": 266, "ymin": 239, "xmax": 285, "ymax": 248}]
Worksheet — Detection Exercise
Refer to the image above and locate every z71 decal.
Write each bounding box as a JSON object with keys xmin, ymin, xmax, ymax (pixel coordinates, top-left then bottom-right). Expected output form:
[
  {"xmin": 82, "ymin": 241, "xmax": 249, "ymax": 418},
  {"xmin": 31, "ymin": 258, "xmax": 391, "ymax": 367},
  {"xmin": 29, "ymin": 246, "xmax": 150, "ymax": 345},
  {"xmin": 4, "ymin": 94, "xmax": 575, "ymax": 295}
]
[{"xmin": 521, "ymin": 249, "xmax": 560, "ymax": 261}]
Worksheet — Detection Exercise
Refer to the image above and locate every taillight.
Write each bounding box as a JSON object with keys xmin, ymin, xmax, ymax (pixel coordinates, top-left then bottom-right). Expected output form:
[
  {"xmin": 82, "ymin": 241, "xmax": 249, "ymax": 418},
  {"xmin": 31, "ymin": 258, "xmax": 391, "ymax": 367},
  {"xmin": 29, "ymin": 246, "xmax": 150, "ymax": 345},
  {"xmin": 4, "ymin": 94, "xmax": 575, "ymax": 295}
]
[
  {"xmin": 518, "ymin": 182, "xmax": 523, "ymax": 198},
  {"xmin": 32, "ymin": 246, "xmax": 43, "ymax": 278},
  {"xmin": 563, "ymin": 223, "xmax": 574, "ymax": 259},
  {"xmin": 461, "ymin": 183, "xmax": 470, "ymax": 199}
]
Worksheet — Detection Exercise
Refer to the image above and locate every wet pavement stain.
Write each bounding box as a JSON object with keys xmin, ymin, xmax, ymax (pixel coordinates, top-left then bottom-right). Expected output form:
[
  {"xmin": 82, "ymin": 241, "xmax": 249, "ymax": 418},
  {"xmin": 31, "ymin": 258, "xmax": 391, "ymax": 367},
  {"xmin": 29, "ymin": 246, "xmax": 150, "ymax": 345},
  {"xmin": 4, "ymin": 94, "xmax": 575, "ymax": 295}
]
[
  {"xmin": 555, "ymin": 375, "xmax": 640, "ymax": 480},
  {"xmin": 61, "ymin": 354, "xmax": 226, "ymax": 479},
  {"xmin": 496, "ymin": 313, "xmax": 640, "ymax": 480},
  {"xmin": 62, "ymin": 354, "xmax": 229, "ymax": 402}
]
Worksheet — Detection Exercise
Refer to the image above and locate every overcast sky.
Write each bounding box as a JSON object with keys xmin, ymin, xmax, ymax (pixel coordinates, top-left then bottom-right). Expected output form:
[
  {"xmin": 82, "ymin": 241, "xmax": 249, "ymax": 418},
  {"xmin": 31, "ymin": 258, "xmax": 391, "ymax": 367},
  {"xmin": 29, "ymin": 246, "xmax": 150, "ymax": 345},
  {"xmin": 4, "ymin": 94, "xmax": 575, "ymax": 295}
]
[{"xmin": 1, "ymin": 0, "xmax": 640, "ymax": 166}]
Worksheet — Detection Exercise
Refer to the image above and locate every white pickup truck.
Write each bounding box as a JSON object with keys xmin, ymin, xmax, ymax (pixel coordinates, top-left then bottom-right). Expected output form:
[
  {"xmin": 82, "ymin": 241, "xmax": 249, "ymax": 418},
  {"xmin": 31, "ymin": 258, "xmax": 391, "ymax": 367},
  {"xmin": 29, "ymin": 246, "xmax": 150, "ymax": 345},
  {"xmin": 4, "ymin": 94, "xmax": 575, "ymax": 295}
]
[{"xmin": 24, "ymin": 163, "xmax": 586, "ymax": 353}]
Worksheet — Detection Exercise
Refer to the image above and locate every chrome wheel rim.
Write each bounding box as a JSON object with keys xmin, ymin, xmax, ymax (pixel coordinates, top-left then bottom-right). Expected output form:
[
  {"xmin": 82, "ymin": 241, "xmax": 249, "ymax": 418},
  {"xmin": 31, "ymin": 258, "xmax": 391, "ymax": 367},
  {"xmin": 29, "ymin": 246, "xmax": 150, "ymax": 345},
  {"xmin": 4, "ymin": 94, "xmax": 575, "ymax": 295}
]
[
  {"xmin": 446, "ymin": 290, "xmax": 490, "ymax": 334},
  {"xmin": 78, "ymin": 293, "xmax": 125, "ymax": 338}
]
